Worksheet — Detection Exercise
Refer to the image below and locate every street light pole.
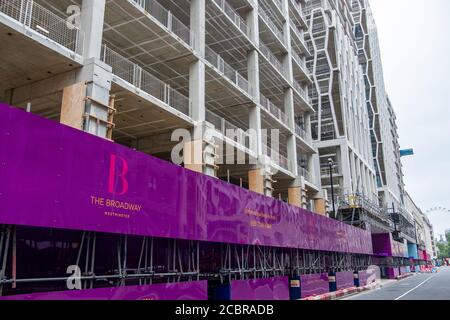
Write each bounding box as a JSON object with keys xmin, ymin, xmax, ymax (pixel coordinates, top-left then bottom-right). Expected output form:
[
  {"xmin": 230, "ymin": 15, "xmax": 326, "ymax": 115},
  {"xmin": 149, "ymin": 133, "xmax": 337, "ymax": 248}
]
[{"xmin": 328, "ymin": 158, "xmax": 336, "ymax": 219}]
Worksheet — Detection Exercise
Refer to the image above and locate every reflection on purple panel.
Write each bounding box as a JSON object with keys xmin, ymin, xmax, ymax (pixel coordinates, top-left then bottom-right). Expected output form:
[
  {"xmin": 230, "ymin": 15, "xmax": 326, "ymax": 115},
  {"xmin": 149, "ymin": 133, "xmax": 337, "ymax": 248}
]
[
  {"xmin": 300, "ymin": 273, "xmax": 329, "ymax": 298},
  {"xmin": 386, "ymin": 267, "xmax": 400, "ymax": 279},
  {"xmin": 0, "ymin": 281, "xmax": 208, "ymax": 300},
  {"xmin": 230, "ymin": 277, "xmax": 289, "ymax": 301},
  {"xmin": 358, "ymin": 270, "xmax": 376, "ymax": 287},
  {"xmin": 335, "ymin": 271, "xmax": 354, "ymax": 290}
]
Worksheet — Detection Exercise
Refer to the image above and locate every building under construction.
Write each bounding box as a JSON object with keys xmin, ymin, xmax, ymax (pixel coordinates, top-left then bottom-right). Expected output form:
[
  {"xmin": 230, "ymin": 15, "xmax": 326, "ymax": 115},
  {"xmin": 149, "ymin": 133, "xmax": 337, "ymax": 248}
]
[{"xmin": 0, "ymin": 0, "xmax": 433, "ymax": 300}]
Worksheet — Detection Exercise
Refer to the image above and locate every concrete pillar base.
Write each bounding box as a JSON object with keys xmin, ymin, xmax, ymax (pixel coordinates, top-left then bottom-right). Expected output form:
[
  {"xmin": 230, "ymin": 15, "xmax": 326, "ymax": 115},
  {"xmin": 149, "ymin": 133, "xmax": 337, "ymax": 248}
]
[{"xmin": 249, "ymin": 167, "xmax": 274, "ymax": 197}]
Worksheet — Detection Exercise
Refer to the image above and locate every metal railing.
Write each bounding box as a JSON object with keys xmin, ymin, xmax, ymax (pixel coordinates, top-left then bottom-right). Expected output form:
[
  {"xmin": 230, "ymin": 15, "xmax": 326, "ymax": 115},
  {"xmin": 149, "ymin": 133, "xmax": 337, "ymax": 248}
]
[
  {"xmin": 263, "ymin": 143, "xmax": 290, "ymax": 172},
  {"xmin": 337, "ymin": 193, "xmax": 390, "ymax": 222},
  {"xmin": 211, "ymin": 0, "xmax": 250, "ymax": 38},
  {"xmin": 260, "ymin": 94, "xmax": 289, "ymax": 127},
  {"xmin": 298, "ymin": 165, "xmax": 312, "ymax": 183},
  {"xmin": 259, "ymin": 40, "xmax": 288, "ymax": 79},
  {"xmin": 290, "ymin": 0, "xmax": 307, "ymax": 22},
  {"xmin": 257, "ymin": 5, "xmax": 285, "ymax": 46},
  {"xmin": 101, "ymin": 45, "xmax": 191, "ymax": 117},
  {"xmin": 291, "ymin": 49, "xmax": 310, "ymax": 74},
  {"xmin": 295, "ymin": 124, "xmax": 313, "ymax": 145},
  {"xmin": 289, "ymin": 19, "xmax": 308, "ymax": 49},
  {"xmin": 205, "ymin": 46, "xmax": 250, "ymax": 95},
  {"xmin": 293, "ymin": 80, "xmax": 312, "ymax": 104},
  {"xmin": 0, "ymin": 0, "xmax": 83, "ymax": 54},
  {"xmin": 205, "ymin": 110, "xmax": 250, "ymax": 149},
  {"xmin": 131, "ymin": 0, "xmax": 193, "ymax": 47},
  {"xmin": 273, "ymin": 0, "xmax": 284, "ymax": 12}
]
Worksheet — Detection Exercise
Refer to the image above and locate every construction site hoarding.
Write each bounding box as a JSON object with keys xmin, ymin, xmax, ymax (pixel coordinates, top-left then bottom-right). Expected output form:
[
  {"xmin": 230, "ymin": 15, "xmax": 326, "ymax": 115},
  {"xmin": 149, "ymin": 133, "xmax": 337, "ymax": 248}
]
[
  {"xmin": 300, "ymin": 273, "xmax": 329, "ymax": 298},
  {"xmin": 0, "ymin": 104, "xmax": 373, "ymax": 254},
  {"xmin": 230, "ymin": 277, "xmax": 289, "ymax": 300},
  {"xmin": 372, "ymin": 233, "xmax": 406, "ymax": 257},
  {"xmin": 0, "ymin": 281, "xmax": 208, "ymax": 300},
  {"xmin": 335, "ymin": 271, "xmax": 354, "ymax": 290}
]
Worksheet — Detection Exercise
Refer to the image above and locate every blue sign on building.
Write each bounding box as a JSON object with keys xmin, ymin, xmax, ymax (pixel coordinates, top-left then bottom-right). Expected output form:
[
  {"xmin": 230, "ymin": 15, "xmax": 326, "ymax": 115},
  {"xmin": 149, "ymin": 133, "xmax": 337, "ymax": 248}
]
[{"xmin": 400, "ymin": 149, "xmax": 414, "ymax": 157}]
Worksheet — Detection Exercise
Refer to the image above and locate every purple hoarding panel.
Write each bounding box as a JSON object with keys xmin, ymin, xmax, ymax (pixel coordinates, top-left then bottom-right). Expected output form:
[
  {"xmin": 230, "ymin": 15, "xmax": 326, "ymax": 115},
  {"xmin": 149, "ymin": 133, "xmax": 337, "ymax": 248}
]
[
  {"xmin": 358, "ymin": 270, "xmax": 376, "ymax": 287},
  {"xmin": 0, "ymin": 104, "xmax": 372, "ymax": 254},
  {"xmin": 335, "ymin": 271, "xmax": 354, "ymax": 290},
  {"xmin": 0, "ymin": 281, "xmax": 208, "ymax": 300},
  {"xmin": 230, "ymin": 277, "xmax": 289, "ymax": 300},
  {"xmin": 386, "ymin": 267, "xmax": 400, "ymax": 279},
  {"xmin": 372, "ymin": 234, "xmax": 392, "ymax": 256},
  {"xmin": 300, "ymin": 273, "xmax": 329, "ymax": 298}
]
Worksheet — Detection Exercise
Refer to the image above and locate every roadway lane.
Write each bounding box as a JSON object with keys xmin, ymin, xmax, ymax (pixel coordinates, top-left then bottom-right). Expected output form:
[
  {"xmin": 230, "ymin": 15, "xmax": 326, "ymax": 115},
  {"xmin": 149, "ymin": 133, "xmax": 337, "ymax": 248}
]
[{"xmin": 346, "ymin": 267, "xmax": 450, "ymax": 300}]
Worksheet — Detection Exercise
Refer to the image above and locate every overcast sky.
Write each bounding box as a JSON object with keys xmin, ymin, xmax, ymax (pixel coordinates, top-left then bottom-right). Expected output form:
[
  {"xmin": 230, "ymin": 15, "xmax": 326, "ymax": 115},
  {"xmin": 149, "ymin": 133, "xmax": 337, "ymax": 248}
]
[{"xmin": 369, "ymin": 0, "xmax": 450, "ymax": 238}]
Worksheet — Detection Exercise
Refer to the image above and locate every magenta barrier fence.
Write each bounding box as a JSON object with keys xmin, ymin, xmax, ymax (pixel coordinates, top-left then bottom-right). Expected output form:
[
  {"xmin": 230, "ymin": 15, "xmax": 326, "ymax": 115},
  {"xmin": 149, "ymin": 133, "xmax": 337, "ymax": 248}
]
[
  {"xmin": 386, "ymin": 267, "xmax": 400, "ymax": 279},
  {"xmin": 0, "ymin": 104, "xmax": 373, "ymax": 254},
  {"xmin": 230, "ymin": 277, "xmax": 290, "ymax": 300},
  {"xmin": 399, "ymin": 266, "xmax": 407, "ymax": 275},
  {"xmin": 335, "ymin": 271, "xmax": 354, "ymax": 290},
  {"xmin": 0, "ymin": 281, "xmax": 208, "ymax": 300},
  {"xmin": 358, "ymin": 270, "xmax": 376, "ymax": 287},
  {"xmin": 300, "ymin": 273, "xmax": 329, "ymax": 298},
  {"xmin": 372, "ymin": 233, "xmax": 406, "ymax": 257}
]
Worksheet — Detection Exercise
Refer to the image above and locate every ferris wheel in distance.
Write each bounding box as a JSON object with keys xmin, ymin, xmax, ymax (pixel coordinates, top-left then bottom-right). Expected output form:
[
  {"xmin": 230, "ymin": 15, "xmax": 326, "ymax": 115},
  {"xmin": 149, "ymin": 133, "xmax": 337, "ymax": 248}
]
[{"xmin": 426, "ymin": 207, "xmax": 450, "ymax": 214}]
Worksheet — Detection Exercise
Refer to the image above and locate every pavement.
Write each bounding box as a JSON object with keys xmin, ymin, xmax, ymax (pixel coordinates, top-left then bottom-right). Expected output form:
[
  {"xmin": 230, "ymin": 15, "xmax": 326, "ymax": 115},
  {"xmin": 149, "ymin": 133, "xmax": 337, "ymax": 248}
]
[{"xmin": 344, "ymin": 267, "xmax": 450, "ymax": 300}]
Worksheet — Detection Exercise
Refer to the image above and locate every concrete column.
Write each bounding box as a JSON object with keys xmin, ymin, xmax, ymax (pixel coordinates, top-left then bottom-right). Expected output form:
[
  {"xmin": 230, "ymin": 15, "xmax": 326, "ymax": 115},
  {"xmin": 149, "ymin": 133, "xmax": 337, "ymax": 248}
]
[
  {"xmin": 80, "ymin": 0, "xmax": 106, "ymax": 59},
  {"xmin": 314, "ymin": 198, "xmax": 327, "ymax": 216},
  {"xmin": 282, "ymin": 0, "xmax": 293, "ymax": 84},
  {"xmin": 73, "ymin": 58, "xmax": 113, "ymax": 138},
  {"xmin": 189, "ymin": 61, "xmax": 206, "ymax": 122},
  {"xmin": 249, "ymin": 167, "xmax": 274, "ymax": 197},
  {"xmin": 247, "ymin": 6, "xmax": 263, "ymax": 157},
  {"xmin": 285, "ymin": 88, "xmax": 297, "ymax": 175},
  {"xmin": 340, "ymin": 143, "xmax": 352, "ymax": 195},
  {"xmin": 191, "ymin": 0, "xmax": 205, "ymax": 56},
  {"xmin": 186, "ymin": 0, "xmax": 214, "ymax": 176},
  {"xmin": 61, "ymin": 0, "xmax": 113, "ymax": 139},
  {"xmin": 288, "ymin": 176, "xmax": 307, "ymax": 209},
  {"xmin": 185, "ymin": 123, "xmax": 217, "ymax": 177},
  {"xmin": 246, "ymin": 4, "xmax": 259, "ymax": 45},
  {"xmin": 189, "ymin": 0, "xmax": 206, "ymax": 122}
]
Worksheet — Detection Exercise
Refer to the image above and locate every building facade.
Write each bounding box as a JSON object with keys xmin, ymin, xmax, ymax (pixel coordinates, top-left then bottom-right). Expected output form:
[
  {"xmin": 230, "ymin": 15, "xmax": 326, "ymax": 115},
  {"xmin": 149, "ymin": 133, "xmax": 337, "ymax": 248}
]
[
  {"xmin": 0, "ymin": 0, "xmax": 330, "ymax": 211},
  {"xmin": 0, "ymin": 0, "xmax": 433, "ymax": 299}
]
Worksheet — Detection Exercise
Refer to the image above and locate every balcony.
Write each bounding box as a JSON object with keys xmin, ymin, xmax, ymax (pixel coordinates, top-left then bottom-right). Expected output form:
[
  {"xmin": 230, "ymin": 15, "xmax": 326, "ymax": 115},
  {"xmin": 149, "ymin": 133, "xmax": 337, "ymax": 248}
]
[
  {"xmin": 295, "ymin": 124, "xmax": 313, "ymax": 146},
  {"xmin": 293, "ymin": 80, "xmax": 312, "ymax": 106},
  {"xmin": 298, "ymin": 165, "xmax": 313, "ymax": 184},
  {"xmin": 211, "ymin": 0, "xmax": 251, "ymax": 40},
  {"xmin": 101, "ymin": 45, "xmax": 191, "ymax": 118},
  {"xmin": 258, "ymin": 5, "xmax": 286, "ymax": 48},
  {"xmin": 263, "ymin": 144, "xmax": 291, "ymax": 173},
  {"xmin": 0, "ymin": 0, "xmax": 83, "ymax": 56},
  {"xmin": 204, "ymin": 46, "xmax": 251, "ymax": 96},
  {"xmin": 260, "ymin": 93, "xmax": 290, "ymax": 129},
  {"xmin": 289, "ymin": 19, "xmax": 310, "ymax": 56},
  {"xmin": 291, "ymin": 49, "xmax": 312, "ymax": 82},
  {"xmin": 130, "ymin": 0, "xmax": 193, "ymax": 48},
  {"xmin": 289, "ymin": 0, "xmax": 308, "ymax": 28},
  {"xmin": 205, "ymin": 109, "xmax": 251, "ymax": 151},
  {"xmin": 259, "ymin": 40, "xmax": 289, "ymax": 82}
]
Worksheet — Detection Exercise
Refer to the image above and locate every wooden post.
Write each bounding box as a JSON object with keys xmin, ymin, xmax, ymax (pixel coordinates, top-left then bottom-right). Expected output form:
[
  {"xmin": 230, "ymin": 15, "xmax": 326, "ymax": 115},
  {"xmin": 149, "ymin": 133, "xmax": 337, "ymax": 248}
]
[
  {"xmin": 248, "ymin": 169, "xmax": 264, "ymax": 195},
  {"xmin": 60, "ymin": 82, "xmax": 87, "ymax": 130}
]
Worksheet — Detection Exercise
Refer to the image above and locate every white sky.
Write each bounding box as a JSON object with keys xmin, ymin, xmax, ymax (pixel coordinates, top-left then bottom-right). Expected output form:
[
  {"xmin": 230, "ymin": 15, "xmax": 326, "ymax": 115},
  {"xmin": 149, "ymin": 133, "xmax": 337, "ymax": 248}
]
[{"xmin": 369, "ymin": 0, "xmax": 450, "ymax": 238}]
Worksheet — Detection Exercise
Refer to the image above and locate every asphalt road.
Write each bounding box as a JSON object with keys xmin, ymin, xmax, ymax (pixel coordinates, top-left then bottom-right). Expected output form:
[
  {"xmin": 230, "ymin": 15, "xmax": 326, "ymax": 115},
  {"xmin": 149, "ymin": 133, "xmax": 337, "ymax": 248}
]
[{"xmin": 346, "ymin": 267, "xmax": 450, "ymax": 300}]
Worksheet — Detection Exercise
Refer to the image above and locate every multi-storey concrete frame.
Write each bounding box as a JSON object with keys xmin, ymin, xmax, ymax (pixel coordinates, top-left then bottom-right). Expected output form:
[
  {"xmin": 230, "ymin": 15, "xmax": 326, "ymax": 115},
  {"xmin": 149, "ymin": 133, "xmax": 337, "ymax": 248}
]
[
  {"xmin": 0, "ymin": 0, "xmax": 329, "ymax": 211},
  {"xmin": 303, "ymin": 0, "xmax": 377, "ymax": 209},
  {"xmin": 351, "ymin": 0, "xmax": 405, "ymax": 214}
]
